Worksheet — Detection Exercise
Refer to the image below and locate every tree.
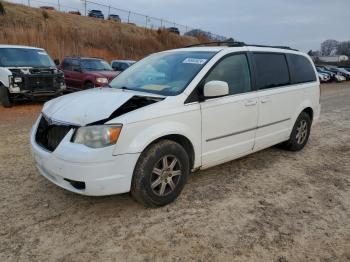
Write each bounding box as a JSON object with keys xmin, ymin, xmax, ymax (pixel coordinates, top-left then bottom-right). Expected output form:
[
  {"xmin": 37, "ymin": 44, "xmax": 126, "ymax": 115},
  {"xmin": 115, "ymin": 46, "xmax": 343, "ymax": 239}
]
[
  {"xmin": 320, "ymin": 39, "xmax": 339, "ymax": 56},
  {"xmin": 0, "ymin": 1, "xmax": 6, "ymax": 16},
  {"xmin": 337, "ymin": 41, "xmax": 350, "ymax": 57}
]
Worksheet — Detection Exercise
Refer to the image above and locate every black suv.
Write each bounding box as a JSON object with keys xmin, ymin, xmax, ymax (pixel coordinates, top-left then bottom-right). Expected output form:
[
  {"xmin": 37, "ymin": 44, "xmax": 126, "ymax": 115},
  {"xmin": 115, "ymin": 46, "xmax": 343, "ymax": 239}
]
[
  {"xmin": 88, "ymin": 10, "xmax": 104, "ymax": 19},
  {"xmin": 166, "ymin": 27, "xmax": 180, "ymax": 35}
]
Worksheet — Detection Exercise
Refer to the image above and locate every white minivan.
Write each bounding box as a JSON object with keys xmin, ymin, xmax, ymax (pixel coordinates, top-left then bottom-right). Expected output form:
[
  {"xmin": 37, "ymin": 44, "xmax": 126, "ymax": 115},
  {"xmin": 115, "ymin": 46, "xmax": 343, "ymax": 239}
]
[{"xmin": 30, "ymin": 43, "xmax": 320, "ymax": 207}]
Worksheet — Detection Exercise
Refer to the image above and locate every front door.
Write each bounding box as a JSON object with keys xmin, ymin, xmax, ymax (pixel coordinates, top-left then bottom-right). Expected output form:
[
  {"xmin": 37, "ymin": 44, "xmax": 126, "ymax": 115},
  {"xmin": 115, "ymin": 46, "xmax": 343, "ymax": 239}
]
[{"xmin": 200, "ymin": 53, "xmax": 258, "ymax": 168}]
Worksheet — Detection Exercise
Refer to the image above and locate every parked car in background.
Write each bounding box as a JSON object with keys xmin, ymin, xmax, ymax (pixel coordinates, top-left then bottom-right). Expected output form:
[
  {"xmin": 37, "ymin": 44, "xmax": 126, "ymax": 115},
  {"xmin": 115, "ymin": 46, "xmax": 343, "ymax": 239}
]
[
  {"xmin": 88, "ymin": 10, "xmax": 104, "ymax": 19},
  {"xmin": 60, "ymin": 57, "xmax": 118, "ymax": 90},
  {"xmin": 68, "ymin": 11, "xmax": 81, "ymax": 15},
  {"xmin": 108, "ymin": 14, "xmax": 121, "ymax": 22},
  {"xmin": 111, "ymin": 60, "xmax": 136, "ymax": 72},
  {"xmin": 324, "ymin": 66, "xmax": 350, "ymax": 80},
  {"xmin": 317, "ymin": 72, "xmax": 330, "ymax": 83},
  {"xmin": 166, "ymin": 27, "xmax": 180, "ymax": 35},
  {"xmin": 335, "ymin": 68, "xmax": 350, "ymax": 80},
  {"xmin": 340, "ymin": 67, "xmax": 350, "ymax": 72},
  {"xmin": 0, "ymin": 45, "xmax": 65, "ymax": 108},
  {"xmin": 334, "ymin": 74, "xmax": 346, "ymax": 82},
  {"xmin": 31, "ymin": 44, "xmax": 320, "ymax": 207},
  {"xmin": 40, "ymin": 6, "xmax": 55, "ymax": 11},
  {"xmin": 316, "ymin": 66, "xmax": 337, "ymax": 81}
]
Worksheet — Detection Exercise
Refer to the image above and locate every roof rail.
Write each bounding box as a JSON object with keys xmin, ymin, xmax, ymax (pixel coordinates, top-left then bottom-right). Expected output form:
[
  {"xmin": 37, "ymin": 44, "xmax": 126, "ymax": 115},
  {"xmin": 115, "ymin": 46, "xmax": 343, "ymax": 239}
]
[
  {"xmin": 247, "ymin": 44, "xmax": 298, "ymax": 51},
  {"xmin": 185, "ymin": 41, "xmax": 298, "ymax": 51},
  {"xmin": 186, "ymin": 41, "xmax": 246, "ymax": 48}
]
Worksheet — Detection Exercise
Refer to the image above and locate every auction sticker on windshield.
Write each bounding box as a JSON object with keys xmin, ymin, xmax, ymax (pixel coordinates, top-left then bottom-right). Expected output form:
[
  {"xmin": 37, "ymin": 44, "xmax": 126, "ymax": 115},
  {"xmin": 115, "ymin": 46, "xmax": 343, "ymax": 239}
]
[{"xmin": 182, "ymin": 58, "xmax": 207, "ymax": 64}]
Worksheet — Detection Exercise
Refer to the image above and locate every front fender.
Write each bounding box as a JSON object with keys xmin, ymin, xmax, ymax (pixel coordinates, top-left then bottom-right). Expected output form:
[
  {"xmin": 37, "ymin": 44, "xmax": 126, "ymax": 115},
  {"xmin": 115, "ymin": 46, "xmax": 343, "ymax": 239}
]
[{"xmin": 113, "ymin": 112, "xmax": 202, "ymax": 168}]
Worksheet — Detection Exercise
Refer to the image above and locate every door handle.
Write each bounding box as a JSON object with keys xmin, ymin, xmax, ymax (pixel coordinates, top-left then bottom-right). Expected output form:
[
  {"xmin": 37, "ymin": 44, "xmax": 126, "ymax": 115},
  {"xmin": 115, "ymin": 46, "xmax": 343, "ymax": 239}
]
[
  {"xmin": 245, "ymin": 100, "xmax": 257, "ymax": 106},
  {"xmin": 261, "ymin": 97, "xmax": 271, "ymax": 103}
]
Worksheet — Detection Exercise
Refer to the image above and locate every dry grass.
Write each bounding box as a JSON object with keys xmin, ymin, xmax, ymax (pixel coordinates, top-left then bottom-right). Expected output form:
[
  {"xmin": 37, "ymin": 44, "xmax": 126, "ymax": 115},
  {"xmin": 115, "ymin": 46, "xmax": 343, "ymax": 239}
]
[{"xmin": 0, "ymin": 1, "xmax": 201, "ymax": 61}]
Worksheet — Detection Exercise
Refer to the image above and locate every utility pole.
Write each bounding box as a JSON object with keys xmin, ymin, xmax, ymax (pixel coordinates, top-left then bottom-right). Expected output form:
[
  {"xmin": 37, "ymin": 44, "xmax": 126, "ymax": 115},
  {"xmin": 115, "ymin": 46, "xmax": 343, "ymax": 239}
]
[
  {"xmin": 57, "ymin": 0, "xmax": 60, "ymax": 11},
  {"xmin": 82, "ymin": 0, "xmax": 87, "ymax": 16},
  {"xmin": 108, "ymin": 6, "xmax": 110, "ymax": 17},
  {"xmin": 127, "ymin": 11, "xmax": 130, "ymax": 23},
  {"xmin": 27, "ymin": 0, "xmax": 30, "ymax": 7}
]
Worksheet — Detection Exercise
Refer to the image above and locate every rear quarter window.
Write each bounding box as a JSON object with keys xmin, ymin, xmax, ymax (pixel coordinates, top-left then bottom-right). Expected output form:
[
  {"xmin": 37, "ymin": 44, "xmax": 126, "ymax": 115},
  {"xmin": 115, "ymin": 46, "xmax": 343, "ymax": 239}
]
[
  {"xmin": 253, "ymin": 53, "xmax": 290, "ymax": 90},
  {"xmin": 287, "ymin": 54, "xmax": 316, "ymax": 84}
]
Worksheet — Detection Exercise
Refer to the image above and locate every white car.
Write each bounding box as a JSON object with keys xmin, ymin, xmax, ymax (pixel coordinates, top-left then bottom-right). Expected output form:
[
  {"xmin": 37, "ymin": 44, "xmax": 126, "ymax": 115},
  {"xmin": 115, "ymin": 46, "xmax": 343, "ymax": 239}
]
[
  {"xmin": 335, "ymin": 74, "xmax": 346, "ymax": 82},
  {"xmin": 317, "ymin": 72, "xmax": 330, "ymax": 82},
  {"xmin": 31, "ymin": 43, "xmax": 321, "ymax": 207}
]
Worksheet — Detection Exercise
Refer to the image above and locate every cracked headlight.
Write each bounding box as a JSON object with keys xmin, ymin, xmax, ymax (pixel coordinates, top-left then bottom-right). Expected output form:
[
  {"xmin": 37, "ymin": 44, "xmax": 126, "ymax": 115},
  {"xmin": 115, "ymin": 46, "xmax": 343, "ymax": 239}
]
[{"xmin": 73, "ymin": 125, "xmax": 122, "ymax": 148}]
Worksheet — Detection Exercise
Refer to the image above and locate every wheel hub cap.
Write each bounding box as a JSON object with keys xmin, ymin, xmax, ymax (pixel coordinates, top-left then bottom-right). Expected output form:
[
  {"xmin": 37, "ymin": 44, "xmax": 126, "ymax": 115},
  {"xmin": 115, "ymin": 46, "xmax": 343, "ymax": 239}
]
[
  {"xmin": 150, "ymin": 155, "xmax": 182, "ymax": 196},
  {"xmin": 296, "ymin": 119, "xmax": 308, "ymax": 145}
]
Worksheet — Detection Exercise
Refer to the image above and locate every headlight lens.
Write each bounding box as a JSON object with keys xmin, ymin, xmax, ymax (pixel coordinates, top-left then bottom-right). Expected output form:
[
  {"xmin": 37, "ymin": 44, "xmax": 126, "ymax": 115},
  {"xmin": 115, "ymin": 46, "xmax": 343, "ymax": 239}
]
[
  {"xmin": 73, "ymin": 125, "xmax": 122, "ymax": 148},
  {"xmin": 96, "ymin": 77, "xmax": 108, "ymax": 84}
]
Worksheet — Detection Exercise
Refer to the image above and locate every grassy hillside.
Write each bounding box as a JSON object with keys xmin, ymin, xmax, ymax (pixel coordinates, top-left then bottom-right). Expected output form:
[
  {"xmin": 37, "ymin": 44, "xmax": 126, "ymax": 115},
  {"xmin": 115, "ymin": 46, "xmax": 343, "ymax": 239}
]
[{"xmin": 0, "ymin": 1, "xmax": 201, "ymax": 61}]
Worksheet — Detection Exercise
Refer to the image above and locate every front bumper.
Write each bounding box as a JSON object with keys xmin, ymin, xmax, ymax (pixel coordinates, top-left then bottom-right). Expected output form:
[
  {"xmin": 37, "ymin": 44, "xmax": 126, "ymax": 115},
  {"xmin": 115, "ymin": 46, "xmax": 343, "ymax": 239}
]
[{"xmin": 30, "ymin": 118, "xmax": 140, "ymax": 196}]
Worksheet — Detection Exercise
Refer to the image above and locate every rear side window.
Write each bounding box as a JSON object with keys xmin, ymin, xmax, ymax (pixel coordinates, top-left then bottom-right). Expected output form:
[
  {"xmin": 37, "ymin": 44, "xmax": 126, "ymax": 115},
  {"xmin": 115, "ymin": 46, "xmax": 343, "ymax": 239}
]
[
  {"xmin": 253, "ymin": 53, "xmax": 290, "ymax": 90},
  {"xmin": 287, "ymin": 54, "xmax": 316, "ymax": 84}
]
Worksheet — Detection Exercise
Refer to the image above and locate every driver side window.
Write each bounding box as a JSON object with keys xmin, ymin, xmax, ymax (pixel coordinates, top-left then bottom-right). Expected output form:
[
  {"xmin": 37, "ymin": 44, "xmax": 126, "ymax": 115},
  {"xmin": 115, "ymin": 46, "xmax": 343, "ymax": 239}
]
[{"xmin": 205, "ymin": 54, "xmax": 252, "ymax": 95}]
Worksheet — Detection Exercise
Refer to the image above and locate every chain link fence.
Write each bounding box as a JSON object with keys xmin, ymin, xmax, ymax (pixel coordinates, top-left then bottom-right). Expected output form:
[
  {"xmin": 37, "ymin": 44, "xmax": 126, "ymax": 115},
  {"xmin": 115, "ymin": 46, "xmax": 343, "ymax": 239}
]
[{"xmin": 7, "ymin": 0, "xmax": 227, "ymax": 40}]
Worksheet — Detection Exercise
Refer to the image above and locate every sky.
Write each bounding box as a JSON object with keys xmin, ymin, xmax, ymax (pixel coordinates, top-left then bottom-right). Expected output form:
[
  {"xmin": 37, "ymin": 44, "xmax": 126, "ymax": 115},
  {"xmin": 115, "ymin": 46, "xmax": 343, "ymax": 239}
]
[{"xmin": 9, "ymin": 0, "xmax": 350, "ymax": 51}]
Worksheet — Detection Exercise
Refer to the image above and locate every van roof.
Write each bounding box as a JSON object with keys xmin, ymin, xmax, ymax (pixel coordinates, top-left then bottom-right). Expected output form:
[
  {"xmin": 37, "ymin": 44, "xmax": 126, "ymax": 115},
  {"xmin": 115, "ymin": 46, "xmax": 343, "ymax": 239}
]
[
  {"xmin": 169, "ymin": 46, "xmax": 305, "ymax": 55},
  {"xmin": 0, "ymin": 44, "xmax": 44, "ymax": 50}
]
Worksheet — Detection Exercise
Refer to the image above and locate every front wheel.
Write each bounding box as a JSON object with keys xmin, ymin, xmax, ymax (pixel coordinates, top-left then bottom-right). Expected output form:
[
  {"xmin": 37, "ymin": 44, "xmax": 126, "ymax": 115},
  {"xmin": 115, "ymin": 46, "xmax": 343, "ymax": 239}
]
[
  {"xmin": 282, "ymin": 112, "xmax": 312, "ymax": 151},
  {"xmin": 131, "ymin": 140, "xmax": 190, "ymax": 207},
  {"xmin": 0, "ymin": 85, "xmax": 12, "ymax": 108}
]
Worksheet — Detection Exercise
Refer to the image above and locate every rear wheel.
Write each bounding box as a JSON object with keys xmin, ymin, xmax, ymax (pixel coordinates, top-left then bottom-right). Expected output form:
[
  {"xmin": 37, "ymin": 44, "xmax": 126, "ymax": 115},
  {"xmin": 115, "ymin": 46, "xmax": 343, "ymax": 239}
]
[
  {"xmin": 131, "ymin": 140, "xmax": 189, "ymax": 207},
  {"xmin": 0, "ymin": 85, "xmax": 12, "ymax": 108},
  {"xmin": 282, "ymin": 112, "xmax": 311, "ymax": 151}
]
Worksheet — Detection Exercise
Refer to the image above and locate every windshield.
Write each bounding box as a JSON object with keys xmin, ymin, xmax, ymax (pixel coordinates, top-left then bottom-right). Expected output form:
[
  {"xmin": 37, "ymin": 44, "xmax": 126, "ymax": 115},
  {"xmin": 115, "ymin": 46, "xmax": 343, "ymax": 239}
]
[
  {"xmin": 109, "ymin": 51, "xmax": 216, "ymax": 96},
  {"xmin": 0, "ymin": 48, "xmax": 55, "ymax": 68},
  {"xmin": 81, "ymin": 59, "xmax": 113, "ymax": 71}
]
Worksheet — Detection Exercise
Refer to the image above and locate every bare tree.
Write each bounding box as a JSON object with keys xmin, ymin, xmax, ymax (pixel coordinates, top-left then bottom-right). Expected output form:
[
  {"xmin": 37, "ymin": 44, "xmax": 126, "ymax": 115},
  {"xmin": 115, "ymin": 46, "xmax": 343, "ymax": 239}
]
[
  {"xmin": 337, "ymin": 41, "xmax": 350, "ymax": 57},
  {"xmin": 320, "ymin": 39, "xmax": 339, "ymax": 56}
]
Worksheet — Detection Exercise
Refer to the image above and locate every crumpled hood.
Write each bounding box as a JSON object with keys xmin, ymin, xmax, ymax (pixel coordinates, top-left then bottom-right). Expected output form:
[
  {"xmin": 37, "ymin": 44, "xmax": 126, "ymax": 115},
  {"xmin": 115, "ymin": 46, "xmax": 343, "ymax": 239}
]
[{"xmin": 42, "ymin": 88, "xmax": 158, "ymax": 126}]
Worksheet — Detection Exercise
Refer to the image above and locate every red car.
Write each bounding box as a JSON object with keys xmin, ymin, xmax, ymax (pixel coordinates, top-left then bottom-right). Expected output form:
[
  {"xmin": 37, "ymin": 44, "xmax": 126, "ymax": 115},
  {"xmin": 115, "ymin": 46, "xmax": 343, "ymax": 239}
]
[{"xmin": 60, "ymin": 57, "xmax": 119, "ymax": 90}]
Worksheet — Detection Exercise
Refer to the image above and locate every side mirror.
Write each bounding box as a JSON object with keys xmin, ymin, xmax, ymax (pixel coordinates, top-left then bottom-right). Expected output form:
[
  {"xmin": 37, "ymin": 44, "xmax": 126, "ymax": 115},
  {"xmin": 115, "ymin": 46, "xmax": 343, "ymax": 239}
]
[
  {"xmin": 203, "ymin": 81, "xmax": 229, "ymax": 98},
  {"xmin": 54, "ymin": 59, "xmax": 60, "ymax": 66}
]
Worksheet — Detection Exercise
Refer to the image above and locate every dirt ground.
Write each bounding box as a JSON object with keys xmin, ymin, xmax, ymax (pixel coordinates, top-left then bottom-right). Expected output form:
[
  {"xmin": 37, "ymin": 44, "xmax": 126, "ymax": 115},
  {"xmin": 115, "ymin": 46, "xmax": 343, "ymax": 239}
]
[{"xmin": 0, "ymin": 83, "xmax": 349, "ymax": 262}]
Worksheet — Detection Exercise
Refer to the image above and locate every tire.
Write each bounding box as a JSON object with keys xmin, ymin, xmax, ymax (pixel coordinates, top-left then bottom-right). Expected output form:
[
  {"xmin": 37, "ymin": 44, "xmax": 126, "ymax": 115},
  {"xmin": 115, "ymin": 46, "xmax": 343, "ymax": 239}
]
[
  {"xmin": 0, "ymin": 85, "xmax": 12, "ymax": 108},
  {"xmin": 84, "ymin": 82, "xmax": 94, "ymax": 89},
  {"xmin": 131, "ymin": 140, "xmax": 190, "ymax": 207},
  {"xmin": 282, "ymin": 112, "xmax": 312, "ymax": 151}
]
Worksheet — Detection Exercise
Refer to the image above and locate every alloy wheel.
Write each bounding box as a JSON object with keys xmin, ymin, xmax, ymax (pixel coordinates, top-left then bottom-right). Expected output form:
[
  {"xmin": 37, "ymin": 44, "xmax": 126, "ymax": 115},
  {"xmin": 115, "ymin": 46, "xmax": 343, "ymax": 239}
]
[
  {"xmin": 296, "ymin": 119, "xmax": 308, "ymax": 144},
  {"xmin": 150, "ymin": 155, "xmax": 182, "ymax": 196}
]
